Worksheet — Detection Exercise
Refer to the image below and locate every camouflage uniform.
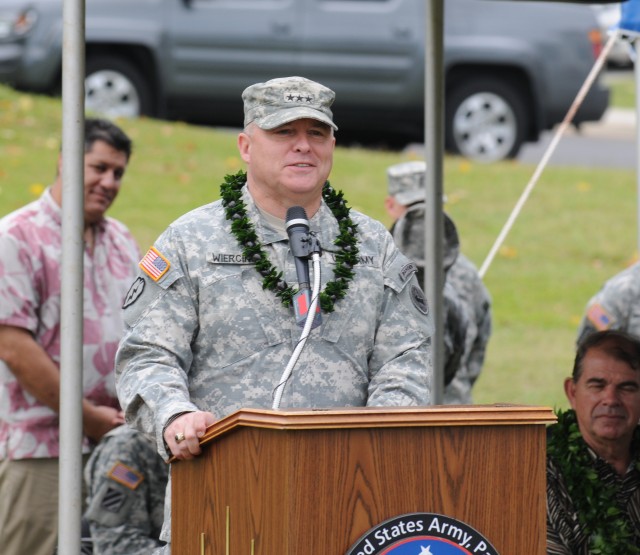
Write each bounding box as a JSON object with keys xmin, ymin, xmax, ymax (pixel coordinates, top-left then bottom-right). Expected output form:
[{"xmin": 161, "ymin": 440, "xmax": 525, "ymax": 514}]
[
  {"xmin": 387, "ymin": 161, "xmax": 492, "ymax": 404},
  {"xmin": 577, "ymin": 261, "xmax": 640, "ymax": 343},
  {"xmin": 116, "ymin": 191, "xmax": 434, "ymax": 550},
  {"xmin": 446, "ymin": 253, "xmax": 492, "ymax": 404},
  {"xmin": 116, "ymin": 76, "xmax": 433, "ymax": 551},
  {"xmin": 116, "ymin": 186, "xmax": 434, "ymax": 454},
  {"xmin": 84, "ymin": 425, "xmax": 168, "ymax": 554},
  {"xmin": 390, "ymin": 203, "xmax": 468, "ymax": 387}
]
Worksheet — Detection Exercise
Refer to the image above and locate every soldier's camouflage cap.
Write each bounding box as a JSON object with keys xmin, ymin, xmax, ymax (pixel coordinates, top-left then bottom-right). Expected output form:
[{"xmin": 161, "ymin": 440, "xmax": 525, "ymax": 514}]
[
  {"xmin": 387, "ymin": 160, "xmax": 427, "ymax": 205},
  {"xmin": 242, "ymin": 76, "xmax": 338, "ymax": 131}
]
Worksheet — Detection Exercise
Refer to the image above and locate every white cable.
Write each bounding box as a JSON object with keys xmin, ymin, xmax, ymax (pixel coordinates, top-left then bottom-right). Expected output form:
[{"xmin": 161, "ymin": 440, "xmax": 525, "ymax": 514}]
[
  {"xmin": 272, "ymin": 252, "xmax": 322, "ymax": 410},
  {"xmin": 478, "ymin": 30, "xmax": 621, "ymax": 279}
]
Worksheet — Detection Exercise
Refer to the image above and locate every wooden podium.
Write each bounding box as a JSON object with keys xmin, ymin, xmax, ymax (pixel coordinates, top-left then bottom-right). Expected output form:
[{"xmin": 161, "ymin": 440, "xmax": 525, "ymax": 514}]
[{"xmin": 171, "ymin": 405, "xmax": 555, "ymax": 554}]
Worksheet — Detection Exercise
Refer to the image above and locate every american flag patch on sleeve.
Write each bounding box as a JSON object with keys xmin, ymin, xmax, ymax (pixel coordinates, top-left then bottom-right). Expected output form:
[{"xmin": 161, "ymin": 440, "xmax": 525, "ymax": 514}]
[
  {"xmin": 586, "ymin": 303, "xmax": 614, "ymax": 331},
  {"xmin": 139, "ymin": 246, "xmax": 170, "ymax": 281},
  {"xmin": 107, "ymin": 461, "xmax": 144, "ymax": 490}
]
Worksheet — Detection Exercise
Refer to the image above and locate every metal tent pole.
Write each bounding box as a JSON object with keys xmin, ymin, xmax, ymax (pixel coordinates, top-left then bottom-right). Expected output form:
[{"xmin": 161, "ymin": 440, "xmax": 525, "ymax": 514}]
[
  {"xmin": 424, "ymin": 0, "xmax": 445, "ymax": 404},
  {"xmin": 58, "ymin": 0, "xmax": 85, "ymax": 552}
]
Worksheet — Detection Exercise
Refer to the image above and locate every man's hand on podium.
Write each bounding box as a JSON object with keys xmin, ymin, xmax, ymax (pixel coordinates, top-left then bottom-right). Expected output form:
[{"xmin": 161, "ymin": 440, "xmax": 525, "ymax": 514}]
[{"xmin": 164, "ymin": 410, "xmax": 216, "ymax": 460}]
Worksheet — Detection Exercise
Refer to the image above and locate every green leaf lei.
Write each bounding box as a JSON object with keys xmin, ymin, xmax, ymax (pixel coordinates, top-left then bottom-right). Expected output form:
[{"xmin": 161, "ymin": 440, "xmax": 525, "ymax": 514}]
[
  {"xmin": 547, "ymin": 408, "xmax": 640, "ymax": 554},
  {"xmin": 220, "ymin": 170, "xmax": 359, "ymax": 313}
]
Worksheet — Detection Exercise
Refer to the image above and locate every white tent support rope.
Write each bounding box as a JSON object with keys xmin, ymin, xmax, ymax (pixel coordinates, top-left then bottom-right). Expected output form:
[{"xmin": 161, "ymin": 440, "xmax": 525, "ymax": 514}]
[{"xmin": 478, "ymin": 30, "xmax": 621, "ymax": 280}]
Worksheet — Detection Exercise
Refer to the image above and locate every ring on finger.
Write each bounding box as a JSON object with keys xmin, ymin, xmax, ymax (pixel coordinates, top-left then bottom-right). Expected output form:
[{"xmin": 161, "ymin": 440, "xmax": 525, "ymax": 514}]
[{"xmin": 175, "ymin": 432, "xmax": 185, "ymax": 443}]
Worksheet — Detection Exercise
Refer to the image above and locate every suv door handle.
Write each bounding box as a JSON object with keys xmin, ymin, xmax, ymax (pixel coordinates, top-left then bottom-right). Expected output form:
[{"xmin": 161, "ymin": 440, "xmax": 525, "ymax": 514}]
[
  {"xmin": 271, "ymin": 22, "xmax": 291, "ymax": 35},
  {"xmin": 393, "ymin": 26, "xmax": 413, "ymax": 40}
]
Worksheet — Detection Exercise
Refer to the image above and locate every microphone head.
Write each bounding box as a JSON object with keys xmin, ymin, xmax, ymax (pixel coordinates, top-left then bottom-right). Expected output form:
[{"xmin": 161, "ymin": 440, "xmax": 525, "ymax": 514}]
[{"xmin": 286, "ymin": 206, "xmax": 309, "ymax": 233}]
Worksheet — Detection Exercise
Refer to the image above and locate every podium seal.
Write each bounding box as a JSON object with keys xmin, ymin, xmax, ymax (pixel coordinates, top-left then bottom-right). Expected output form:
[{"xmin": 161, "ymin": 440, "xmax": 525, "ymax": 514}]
[{"xmin": 345, "ymin": 513, "xmax": 499, "ymax": 555}]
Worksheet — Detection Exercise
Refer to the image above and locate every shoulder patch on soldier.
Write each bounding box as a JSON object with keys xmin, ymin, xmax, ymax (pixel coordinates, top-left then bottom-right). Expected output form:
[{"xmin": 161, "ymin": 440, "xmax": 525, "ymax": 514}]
[
  {"xmin": 399, "ymin": 262, "xmax": 417, "ymax": 282},
  {"xmin": 411, "ymin": 285, "xmax": 429, "ymax": 315},
  {"xmin": 100, "ymin": 485, "xmax": 128, "ymax": 513},
  {"xmin": 139, "ymin": 247, "xmax": 171, "ymax": 282},
  {"xmin": 122, "ymin": 276, "xmax": 145, "ymax": 308},
  {"xmin": 586, "ymin": 303, "xmax": 614, "ymax": 330},
  {"xmin": 107, "ymin": 461, "xmax": 143, "ymax": 490}
]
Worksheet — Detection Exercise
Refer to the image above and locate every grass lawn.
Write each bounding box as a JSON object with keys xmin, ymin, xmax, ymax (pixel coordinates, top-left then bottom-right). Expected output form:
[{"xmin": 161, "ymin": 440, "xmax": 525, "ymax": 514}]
[
  {"xmin": 605, "ymin": 68, "xmax": 637, "ymax": 108},
  {"xmin": 0, "ymin": 80, "xmax": 637, "ymax": 410}
]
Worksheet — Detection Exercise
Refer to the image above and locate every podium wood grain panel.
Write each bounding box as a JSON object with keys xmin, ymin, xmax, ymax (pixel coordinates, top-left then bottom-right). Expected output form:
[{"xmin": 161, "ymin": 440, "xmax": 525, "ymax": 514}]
[{"xmin": 171, "ymin": 406, "xmax": 554, "ymax": 555}]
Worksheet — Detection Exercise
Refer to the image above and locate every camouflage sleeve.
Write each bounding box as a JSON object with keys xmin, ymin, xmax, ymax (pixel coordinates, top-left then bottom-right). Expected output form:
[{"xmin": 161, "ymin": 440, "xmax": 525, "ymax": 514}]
[
  {"xmin": 443, "ymin": 287, "xmax": 490, "ymax": 405},
  {"xmin": 576, "ymin": 291, "xmax": 619, "ymax": 344},
  {"xmin": 443, "ymin": 253, "xmax": 492, "ymax": 404},
  {"xmin": 576, "ymin": 264, "xmax": 640, "ymax": 344},
  {"xmin": 89, "ymin": 525, "xmax": 163, "ymax": 555},
  {"xmin": 84, "ymin": 428, "xmax": 169, "ymax": 555},
  {"xmin": 366, "ymin": 241, "xmax": 434, "ymax": 407},
  {"xmin": 115, "ymin": 226, "xmax": 201, "ymax": 459},
  {"xmin": 442, "ymin": 281, "xmax": 469, "ymax": 387},
  {"xmin": 466, "ymin": 294, "xmax": 491, "ymax": 387}
]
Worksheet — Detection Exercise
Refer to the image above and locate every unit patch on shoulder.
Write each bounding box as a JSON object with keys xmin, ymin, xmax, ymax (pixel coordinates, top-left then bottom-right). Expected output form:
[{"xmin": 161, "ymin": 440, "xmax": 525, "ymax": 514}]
[
  {"xmin": 122, "ymin": 277, "xmax": 145, "ymax": 308},
  {"xmin": 107, "ymin": 461, "xmax": 143, "ymax": 490},
  {"xmin": 139, "ymin": 247, "xmax": 170, "ymax": 282},
  {"xmin": 411, "ymin": 285, "xmax": 429, "ymax": 315},
  {"xmin": 586, "ymin": 302, "xmax": 614, "ymax": 331},
  {"xmin": 100, "ymin": 486, "xmax": 127, "ymax": 514}
]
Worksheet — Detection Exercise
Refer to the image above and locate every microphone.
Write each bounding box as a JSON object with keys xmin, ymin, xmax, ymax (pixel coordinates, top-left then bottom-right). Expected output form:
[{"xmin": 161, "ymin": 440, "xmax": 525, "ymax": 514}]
[
  {"xmin": 273, "ymin": 206, "xmax": 323, "ymax": 408},
  {"xmin": 285, "ymin": 206, "xmax": 312, "ymax": 291},
  {"xmin": 285, "ymin": 206, "xmax": 322, "ymax": 328}
]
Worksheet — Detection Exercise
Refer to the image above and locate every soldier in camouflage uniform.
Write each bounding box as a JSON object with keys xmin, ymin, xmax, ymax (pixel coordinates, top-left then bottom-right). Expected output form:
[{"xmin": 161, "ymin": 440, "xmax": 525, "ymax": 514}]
[
  {"xmin": 446, "ymin": 254, "xmax": 492, "ymax": 403},
  {"xmin": 385, "ymin": 161, "xmax": 492, "ymax": 404},
  {"xmin": 387, "ymin": 165, "xmax": 467, "ymax": 388},
  {"xmin": 577, "ymin": 261, "xmax": 640, "ymax": 344},
  {"xmin": 83, "ymin": 425, "xmax": 168, "ymax": 554},
  {"xmin": 115, "ymin": 76, "xmax": 434, "ymax": 551}
]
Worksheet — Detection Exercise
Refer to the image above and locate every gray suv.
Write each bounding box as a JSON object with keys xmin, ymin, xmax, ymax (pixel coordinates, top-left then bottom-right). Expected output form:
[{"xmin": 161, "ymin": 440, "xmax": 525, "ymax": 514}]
[{"xmin": 0, "ymin": 0, "xmax": 609, "ymax": 162}]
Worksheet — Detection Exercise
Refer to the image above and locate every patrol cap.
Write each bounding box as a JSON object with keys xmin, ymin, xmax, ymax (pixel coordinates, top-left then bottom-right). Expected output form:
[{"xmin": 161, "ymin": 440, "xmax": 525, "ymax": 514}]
[
  {"xmin": 387, "ymin": 160, "xmax": 427, "ymax": 206},
  {"xmin": 242, "ymin": 76, "xmax": 338, "ymax": 131}
]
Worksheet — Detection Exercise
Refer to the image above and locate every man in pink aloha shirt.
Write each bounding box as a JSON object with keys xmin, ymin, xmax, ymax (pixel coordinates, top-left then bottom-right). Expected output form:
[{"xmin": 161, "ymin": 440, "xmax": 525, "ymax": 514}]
[{"xmin": 0, "ymin": 119, "xmax": 140, "ymax": 555}]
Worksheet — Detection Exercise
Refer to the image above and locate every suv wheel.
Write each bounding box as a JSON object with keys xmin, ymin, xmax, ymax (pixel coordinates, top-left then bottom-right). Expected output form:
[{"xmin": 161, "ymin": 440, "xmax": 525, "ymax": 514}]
[
  {"xmin": 446, "ymin": 77, "xmax": 527, "ymax": 163},
  {"xmin": 85, "ymin": 55, "xmax": 152, "ymax": 118}
]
